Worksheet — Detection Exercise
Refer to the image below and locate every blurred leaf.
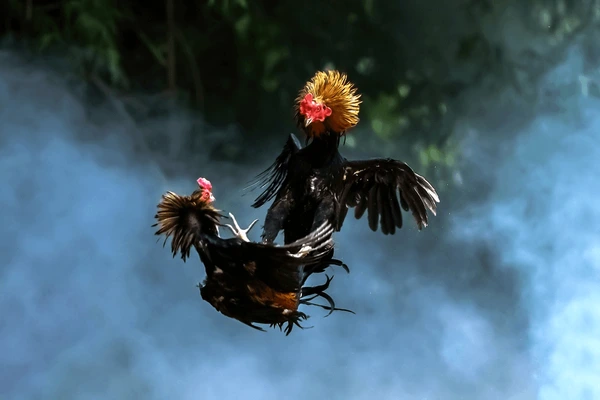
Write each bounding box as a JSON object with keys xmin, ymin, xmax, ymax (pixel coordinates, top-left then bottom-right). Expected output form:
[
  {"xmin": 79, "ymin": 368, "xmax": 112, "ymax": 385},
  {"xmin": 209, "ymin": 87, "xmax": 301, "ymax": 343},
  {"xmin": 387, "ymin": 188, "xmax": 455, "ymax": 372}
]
[
  {"xmin": 39, "ymin": 32, "xmax": 62, "ymax": 50},
  {"xmin": 365, "ymin": 94, "xmax": 401, "ymax": 140},
  {"xmin": 364, "ymin": 0, "xmax": 374, "ymax": 17},
  {"xmin": 419, "ymin": 148, "xmax": 430, "ymax": 168},
  {"xmin": 397, "ymin": 116, "xmax": 410, "ymax": 129},
  {"xmin": 6, "ymin": 0, "xmax": 564, "ymax": 186},
  {"xmin": 264, "ymin": 48, "xmax": 288, "ymax": 73},
  {"xmin": 539, "ymin": 8, "xmax": 552, "ymax": 29},
  {"xmin": 105, "ymin": 47, "xmax": 124, "ymax": 84},
  {"xmin": 445, "ymin": 151, "xmax": 456, "ymax": 167},
  {"xmin": 398, "ymin": 84, "xmax": 411, "ymax": 98},
  {"xmin": 428, "ymin": 145, "xmax": 442, "ymax": 163},
  {"xmin": 371, "ymin": 118, "xmax": 384, "ymax": 135},
  {"xmin": 234, "ymin": 14, "xmax": 251, "ymax": 37},
  {"xmin": 136, "ymin": 30, "xmax": 166, "ymax": 66},
  {"xmin": 356, "ymin": 57, "xmax": 375, "ymax": 75},
  {"xmin": 438, "ymin": 102, "xmax": 447, "ymax": 114},
  {"xmin": 262, "ymin": 77, "xmax": 279, "ymax": 92}
]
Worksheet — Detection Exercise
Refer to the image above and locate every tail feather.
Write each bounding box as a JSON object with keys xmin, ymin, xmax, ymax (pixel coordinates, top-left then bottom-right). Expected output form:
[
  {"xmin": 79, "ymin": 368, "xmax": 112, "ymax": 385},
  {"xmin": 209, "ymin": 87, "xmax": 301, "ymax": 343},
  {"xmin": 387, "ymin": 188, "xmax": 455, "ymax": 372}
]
[
  {"xmin": 301, "ymin": 275, "xmax": 355, "ymax": 317},
  {"xmin": 153, "ymin": 190, "xmax": 223, "ymax": 261}
]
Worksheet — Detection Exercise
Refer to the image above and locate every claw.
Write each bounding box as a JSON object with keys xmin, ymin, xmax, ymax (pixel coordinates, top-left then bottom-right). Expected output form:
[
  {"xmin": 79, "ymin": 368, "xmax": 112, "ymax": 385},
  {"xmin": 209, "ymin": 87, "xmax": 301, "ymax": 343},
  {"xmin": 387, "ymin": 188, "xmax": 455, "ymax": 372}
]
[
  {"xmin": 224, "ymin": 212, "xmax": 258, "ymax": 242},
  {"xmin": 293, "ymin": 244, "xmax": 313, "ymax": 258}
]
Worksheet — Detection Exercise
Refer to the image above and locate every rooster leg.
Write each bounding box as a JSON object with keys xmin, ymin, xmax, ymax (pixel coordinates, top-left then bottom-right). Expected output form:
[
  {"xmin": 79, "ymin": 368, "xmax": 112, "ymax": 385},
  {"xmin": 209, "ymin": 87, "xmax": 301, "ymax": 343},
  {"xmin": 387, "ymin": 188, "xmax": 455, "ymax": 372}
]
[
  {"xmin": 311, "ymin": 197, "xmax": 336, "ymax": 232},
  {"xmin": 261, "ymin": 197, "xmax": 291, "ymax": 244},
  {"xmin": 224, "ymin": 212, "xmax": 258, "ymax": 242}
]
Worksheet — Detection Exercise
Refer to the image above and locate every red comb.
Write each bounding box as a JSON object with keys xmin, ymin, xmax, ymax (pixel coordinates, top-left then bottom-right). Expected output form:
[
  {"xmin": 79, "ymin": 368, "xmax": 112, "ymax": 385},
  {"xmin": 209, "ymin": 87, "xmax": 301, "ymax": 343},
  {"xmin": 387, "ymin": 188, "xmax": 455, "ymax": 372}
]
[
  {"xmin": 299, "ymin": 94, "xmax": 313, "ymax": 116},
  {"xmin": 197, "ymin": 177, "xmax": 212, "ymax": 191},
  {"xmin": 299, "ymin": 93, "xmax": 332, "ymax": 122}
]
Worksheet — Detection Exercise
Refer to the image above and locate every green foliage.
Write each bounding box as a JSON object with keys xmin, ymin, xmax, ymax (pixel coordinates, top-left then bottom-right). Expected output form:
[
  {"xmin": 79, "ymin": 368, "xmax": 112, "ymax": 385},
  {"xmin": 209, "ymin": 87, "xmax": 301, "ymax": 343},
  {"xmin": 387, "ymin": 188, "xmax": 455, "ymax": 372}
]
[{"xmin": 2, "ymin": 0, "xmax": 595, "ymax": 187}]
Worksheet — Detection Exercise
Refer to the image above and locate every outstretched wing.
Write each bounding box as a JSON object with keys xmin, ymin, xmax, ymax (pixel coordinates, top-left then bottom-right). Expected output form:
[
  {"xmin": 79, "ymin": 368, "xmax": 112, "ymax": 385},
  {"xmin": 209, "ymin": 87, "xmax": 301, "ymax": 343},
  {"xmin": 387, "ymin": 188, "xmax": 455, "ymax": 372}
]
[
  {"xmin": 205, "ymin": 222, "xmax": 336, "ymax": 293},
  {"xmin": 337, "ymin": 158, "xmax": 439, "ymax": 234},
  {"xmin": 245, "ymin": 133, "xmax": 302, "ymax": 208}
]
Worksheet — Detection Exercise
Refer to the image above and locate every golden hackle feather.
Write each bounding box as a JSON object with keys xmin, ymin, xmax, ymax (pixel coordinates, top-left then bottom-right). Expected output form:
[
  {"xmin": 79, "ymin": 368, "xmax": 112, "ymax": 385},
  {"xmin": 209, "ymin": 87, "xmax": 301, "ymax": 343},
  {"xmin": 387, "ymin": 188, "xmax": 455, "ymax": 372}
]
[
  {"xmin": 294, "ymin": 70, "xmax": 362, "ymax": 138},
  {"xmin": 246, "ymin": 281, "xmax": 300, "ymax": 310},
  {"xmin": 153, "ymin": 189, "xmax": 222, "ymax": 261}
]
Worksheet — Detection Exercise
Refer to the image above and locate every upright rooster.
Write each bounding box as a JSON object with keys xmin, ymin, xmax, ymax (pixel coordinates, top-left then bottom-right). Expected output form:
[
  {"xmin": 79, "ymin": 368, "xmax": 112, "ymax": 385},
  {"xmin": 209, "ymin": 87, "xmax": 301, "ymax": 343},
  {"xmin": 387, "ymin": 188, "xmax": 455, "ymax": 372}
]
[
  {"xmin": 249, "ymin": 70, "xmax": 440, "ymax": 246},
  {"xmin": 153, "ymin": 177, "xmax": 351, "ymax": 335}
]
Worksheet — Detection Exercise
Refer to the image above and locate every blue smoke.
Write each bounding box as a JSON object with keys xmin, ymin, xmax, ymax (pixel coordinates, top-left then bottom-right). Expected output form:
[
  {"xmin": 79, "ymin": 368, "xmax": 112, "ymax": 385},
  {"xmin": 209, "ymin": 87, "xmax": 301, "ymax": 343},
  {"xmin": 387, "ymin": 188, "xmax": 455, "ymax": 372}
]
[
  {"xmin": 1, "ymin": 41, "xmax": 595, "ymax": 399},
  {"xmin": 455, "ymin": 46, "xmax": 600, "ymax": 399}
]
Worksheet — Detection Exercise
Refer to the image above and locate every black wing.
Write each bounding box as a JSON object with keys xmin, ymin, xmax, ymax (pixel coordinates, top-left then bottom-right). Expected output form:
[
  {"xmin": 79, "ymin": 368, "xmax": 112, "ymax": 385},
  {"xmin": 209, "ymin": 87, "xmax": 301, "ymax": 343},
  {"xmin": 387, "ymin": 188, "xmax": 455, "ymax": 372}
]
[
  {"xmin": 245, "ymin": 133, "xmax": 302, "ymax": 208},
  {"xmin": 204, "ymin": 221, "xmax": 336, "ymax": 293},
  {"xmin": 337, "ymin": 158, "xmax": 439, "ymax": 234}
]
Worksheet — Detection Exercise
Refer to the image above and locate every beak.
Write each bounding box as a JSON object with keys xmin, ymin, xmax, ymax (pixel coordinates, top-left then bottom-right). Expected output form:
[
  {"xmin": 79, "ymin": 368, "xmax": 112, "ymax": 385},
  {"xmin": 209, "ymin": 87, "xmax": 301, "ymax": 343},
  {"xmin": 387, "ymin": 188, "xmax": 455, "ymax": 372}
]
[
  {"xmin": 209, "ymin": 194, "xmax": 215, "ymax": 203},
  {"xmin": 304, "ymin": 118, "xmax": 313, "ymax": 127}
]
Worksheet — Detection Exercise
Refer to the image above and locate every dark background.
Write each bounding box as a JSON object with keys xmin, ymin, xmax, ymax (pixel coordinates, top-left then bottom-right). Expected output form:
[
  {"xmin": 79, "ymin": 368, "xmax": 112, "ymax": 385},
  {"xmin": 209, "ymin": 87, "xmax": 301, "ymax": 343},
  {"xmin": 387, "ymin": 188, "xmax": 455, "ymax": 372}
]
[{"xmin": 1, "ymin": 1, "xmax": 599, "ymax": 399}]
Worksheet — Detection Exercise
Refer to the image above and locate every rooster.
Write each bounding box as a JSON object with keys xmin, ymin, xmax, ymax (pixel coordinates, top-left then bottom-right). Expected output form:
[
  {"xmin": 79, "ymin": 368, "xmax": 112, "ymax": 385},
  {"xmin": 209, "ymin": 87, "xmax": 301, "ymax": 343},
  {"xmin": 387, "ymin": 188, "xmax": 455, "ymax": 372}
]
[
  {"xmin": 153, "ymin": 177, "xmax": 352, "ymax": 335},
  {"xmin": 249, "ymin": 70, "xmax": 440, "ymax": 248}
]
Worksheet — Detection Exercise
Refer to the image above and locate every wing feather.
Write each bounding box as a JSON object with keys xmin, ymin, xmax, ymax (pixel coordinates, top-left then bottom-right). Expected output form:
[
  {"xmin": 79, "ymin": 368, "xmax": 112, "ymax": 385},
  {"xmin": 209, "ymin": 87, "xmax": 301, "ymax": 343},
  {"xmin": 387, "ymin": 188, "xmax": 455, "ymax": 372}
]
[
  {"xmin": 202, "ymin": 222, "xmax": 335, "ymax": 294},
  {"xmin": 338, "ymin": 158, "xmax": 440, "ymax": 234},
  {"xmin": 245, "ymin": 133, "xmax": 301, "ymax": 208},
  {"xmin": 367, "ymin": 185, "xmax": 379, "ymax": 232},
  {"xmin": 379, "ymin": 185, "xmax": 394, "ymax": 235},
  {"xmin": 247, "ymin": 221, "xmax": 336, "ymax": 293},
  {"xmin": 389, "ymin": 186, "xmax": 403, "ymax": 229},
  {"xmin": 354, "ymin": 194, "xmax": 367, "ymax": 220},
  {"xmin": 399, "ymin": 191, "xmax": 409, "ymax": 211},
  {"xmin": 210, "ymin": 221, "xmax": 335, "ymax": 267}
]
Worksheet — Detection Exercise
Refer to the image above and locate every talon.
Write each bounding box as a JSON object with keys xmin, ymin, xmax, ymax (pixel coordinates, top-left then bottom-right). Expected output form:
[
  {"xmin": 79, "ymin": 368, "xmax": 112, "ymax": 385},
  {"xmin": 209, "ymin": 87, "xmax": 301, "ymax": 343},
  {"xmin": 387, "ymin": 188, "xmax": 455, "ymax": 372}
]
[
  {"xmin": 294, "ymin": 244, "xmax": 313, "ymax": 258},
  {"xmin": 224, "ymin": 213, "xmax": 258, "ymax": 242},
  {"xmin": 229, "ymin": 212, "xmax": 242, "ymax": 232},
  {"xmin": 224, "ymin": 223, "xmax": 240, "ymax": 238},
  {"xmin": 247, "ymin": 218, "xmax": 259, "ymax": 232}
]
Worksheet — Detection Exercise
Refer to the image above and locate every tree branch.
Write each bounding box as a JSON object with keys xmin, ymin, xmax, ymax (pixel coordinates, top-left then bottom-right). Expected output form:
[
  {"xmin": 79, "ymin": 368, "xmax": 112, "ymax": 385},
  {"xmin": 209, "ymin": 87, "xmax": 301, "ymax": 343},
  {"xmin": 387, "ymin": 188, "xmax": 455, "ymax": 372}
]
[
  {"xmin": 166, "ymin": 0, "xmax": 176, "ymax": 93},
  {"xmin": 26, "ymin": 0, "xmax": 32, "ymax": 22},
  {"xmin": 175, "ymin": 27, "xmax": 204, "ymax": 111}
]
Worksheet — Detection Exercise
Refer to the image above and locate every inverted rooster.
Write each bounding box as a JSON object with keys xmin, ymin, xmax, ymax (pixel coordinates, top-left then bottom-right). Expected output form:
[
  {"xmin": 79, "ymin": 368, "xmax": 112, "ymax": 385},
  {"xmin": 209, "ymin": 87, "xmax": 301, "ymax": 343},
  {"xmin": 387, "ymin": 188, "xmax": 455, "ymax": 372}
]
[
  {"xmin": 249, "ymin": 70, "xmax": 440, "ymax": 248},
  {"xmin": 153, "ymin": 177, "xmax": 352, "ymax": 335}
]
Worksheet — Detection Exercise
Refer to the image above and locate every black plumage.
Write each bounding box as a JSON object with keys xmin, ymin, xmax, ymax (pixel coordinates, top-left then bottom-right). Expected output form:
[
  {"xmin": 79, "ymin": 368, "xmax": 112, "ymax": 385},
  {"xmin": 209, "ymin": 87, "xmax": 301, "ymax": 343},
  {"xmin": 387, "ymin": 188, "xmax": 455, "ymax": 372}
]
[
  {"xmin": 153, "ymin": 179, "xmax": 352, "ymax": 335},
  {"xmin": 247, "ymin": 70, "xmax": 440, "ymax": 251}
]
